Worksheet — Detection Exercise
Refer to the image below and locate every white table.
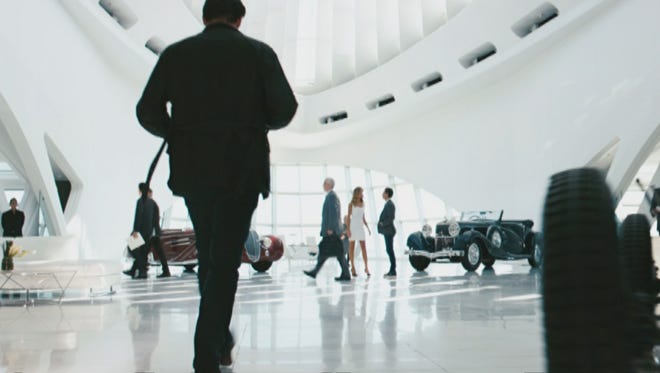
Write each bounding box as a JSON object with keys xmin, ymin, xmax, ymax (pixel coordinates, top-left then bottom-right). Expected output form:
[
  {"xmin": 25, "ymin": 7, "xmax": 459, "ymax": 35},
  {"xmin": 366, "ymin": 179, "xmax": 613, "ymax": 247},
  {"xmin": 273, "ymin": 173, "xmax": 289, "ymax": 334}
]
[{"xmin": 0, "ymin": 269, "xmax": 77, "ymax": 305}]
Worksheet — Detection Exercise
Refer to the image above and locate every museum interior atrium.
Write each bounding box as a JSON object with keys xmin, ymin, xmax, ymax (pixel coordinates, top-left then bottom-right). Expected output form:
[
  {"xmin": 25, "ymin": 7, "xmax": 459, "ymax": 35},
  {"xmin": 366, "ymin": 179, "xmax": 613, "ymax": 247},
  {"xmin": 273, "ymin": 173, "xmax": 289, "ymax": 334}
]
[{"xmin": 1, "ymin": 0, "xmax": 660, "ymax": 372}]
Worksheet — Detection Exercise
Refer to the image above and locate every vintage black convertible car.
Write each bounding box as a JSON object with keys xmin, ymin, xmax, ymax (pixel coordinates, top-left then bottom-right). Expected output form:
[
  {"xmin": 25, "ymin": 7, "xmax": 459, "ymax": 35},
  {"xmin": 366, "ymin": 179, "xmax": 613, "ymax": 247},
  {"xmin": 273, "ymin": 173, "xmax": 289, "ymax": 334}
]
[{"xmin": 406, "ymin": 211, "xmax": 543, "ymax": 271}]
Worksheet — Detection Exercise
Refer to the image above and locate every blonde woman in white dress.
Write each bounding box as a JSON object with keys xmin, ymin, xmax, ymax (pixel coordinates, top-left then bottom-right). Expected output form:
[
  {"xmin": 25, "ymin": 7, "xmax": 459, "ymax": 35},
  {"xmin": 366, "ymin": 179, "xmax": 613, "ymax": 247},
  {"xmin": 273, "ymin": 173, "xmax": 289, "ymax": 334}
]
[{"xmin": 347, "ymin": 187, "xmax": 372, "ymax": 276}]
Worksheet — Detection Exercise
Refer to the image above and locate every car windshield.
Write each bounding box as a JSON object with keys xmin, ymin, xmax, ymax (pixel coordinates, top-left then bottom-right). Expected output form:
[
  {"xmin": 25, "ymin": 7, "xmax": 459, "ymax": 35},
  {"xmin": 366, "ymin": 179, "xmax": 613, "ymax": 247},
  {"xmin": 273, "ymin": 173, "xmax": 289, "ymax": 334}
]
[{"xmin": 460, "ymin": 210, "xmax": 502, "ymax": 221}]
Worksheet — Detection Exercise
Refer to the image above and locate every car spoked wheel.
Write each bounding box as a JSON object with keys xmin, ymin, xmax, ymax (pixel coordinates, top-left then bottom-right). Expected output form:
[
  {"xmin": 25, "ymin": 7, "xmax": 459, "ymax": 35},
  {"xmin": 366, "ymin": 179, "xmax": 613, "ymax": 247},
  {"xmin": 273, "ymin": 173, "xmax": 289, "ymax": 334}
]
[
  {"xmin": 409, "ymin": 255, "xmax": 431, "ymax": 271},
  {"xmin": 542, "ymin": 168, "xmax": 629, "ymax": 372},
  {"xmin": 619, "ymin": 213, "xmax": 655, "ymax": 365},
  {"xmin": 251, "ymin": 261, "xmax": 273, "ymax": 273},
  {"xmin": 527, "ymin": 232, "xmax": 543, "ymax": 268},
  {"xmin": 461, "ymin": 240, "xmax": 482, "ymax": 272}
]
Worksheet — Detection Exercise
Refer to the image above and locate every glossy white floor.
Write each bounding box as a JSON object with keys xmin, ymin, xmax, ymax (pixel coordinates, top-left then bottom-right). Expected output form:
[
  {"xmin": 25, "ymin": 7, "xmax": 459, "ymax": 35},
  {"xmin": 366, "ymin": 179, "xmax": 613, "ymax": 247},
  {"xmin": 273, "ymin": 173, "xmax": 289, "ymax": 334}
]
[{"xmin": 0, "ymin": 257, "xmax": 545, "ymax": 373}]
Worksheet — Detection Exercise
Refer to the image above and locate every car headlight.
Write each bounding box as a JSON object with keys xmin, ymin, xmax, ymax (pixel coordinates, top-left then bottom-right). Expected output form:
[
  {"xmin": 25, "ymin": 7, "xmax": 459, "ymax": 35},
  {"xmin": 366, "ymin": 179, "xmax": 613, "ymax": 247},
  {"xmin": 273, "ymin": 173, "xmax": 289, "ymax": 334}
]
[
  {"xmin": 491, "ymin": 231, "xmax": 502, "ymax": 248},
  {"xmin": 448, "ymin": 221, "xmax": 460, "ymax": 237},
  {"xmin": 261, "ymin": 237, "xmax": 272, "ymax": 249}
]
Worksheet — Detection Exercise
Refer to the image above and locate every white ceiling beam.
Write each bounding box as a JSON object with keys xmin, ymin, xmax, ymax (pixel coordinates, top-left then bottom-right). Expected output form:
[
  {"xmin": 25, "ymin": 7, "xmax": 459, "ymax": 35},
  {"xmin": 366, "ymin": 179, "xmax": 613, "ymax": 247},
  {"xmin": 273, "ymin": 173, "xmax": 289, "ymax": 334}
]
[
  {"xmin": 354, "ymin": 0, "xmax": 378, "ymax": 76},
  {"xmin": 376, "ymin": 0, "xmax": 401, "ymax": 64},
  {"xmin": 331, "ymin": 0, "xmax": 356, "ymax": 86},
  {"xmin": 398, "ymin": 0, "xmax": 424, "ymax": 51}
]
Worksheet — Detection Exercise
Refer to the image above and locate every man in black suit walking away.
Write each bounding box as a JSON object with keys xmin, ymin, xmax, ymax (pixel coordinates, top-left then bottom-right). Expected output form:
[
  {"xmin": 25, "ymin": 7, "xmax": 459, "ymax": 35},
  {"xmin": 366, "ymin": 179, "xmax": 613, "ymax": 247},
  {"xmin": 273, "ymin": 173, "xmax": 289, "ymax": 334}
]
[
  {"xmin": 303, "ymin": 178, "xmax": 351, "ymax": 281},
  {"xmin": 1, "ymin": 198, "xmax": 24, "ymax": 238},
  {"xmin": 378, "ymin": 188, "xmax": 397, "ymax": 278},
  {"xmin": 125, "ymin": 183, "xmax": 164, "ymax": 279},
  {"xmin": 136, "ymin": 0, "xmax": 297, "ymax": 371}
]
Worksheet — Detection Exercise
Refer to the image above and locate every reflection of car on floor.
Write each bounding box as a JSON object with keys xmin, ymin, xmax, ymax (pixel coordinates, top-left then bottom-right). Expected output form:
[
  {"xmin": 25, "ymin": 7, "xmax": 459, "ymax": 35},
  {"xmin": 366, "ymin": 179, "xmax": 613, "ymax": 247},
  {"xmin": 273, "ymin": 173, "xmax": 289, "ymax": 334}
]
[
  {"xmin": 406, "ymin": 211, "xmax": 543, "ymax": 272},
  {"xmin": 151, "ymin": 229, "xmax": 284, "ymax": 272}
]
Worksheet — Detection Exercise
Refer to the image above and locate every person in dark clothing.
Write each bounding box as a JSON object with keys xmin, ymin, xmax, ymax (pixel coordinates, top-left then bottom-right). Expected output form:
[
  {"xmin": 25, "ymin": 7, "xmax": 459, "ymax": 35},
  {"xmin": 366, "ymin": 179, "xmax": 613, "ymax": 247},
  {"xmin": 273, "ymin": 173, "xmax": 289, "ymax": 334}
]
[
  {"xmin": 135, "ymin": 0, "xmax": 297, "ymax": 371},
  {"xmin": 303, "ymin": 178, "xmax": 351, "ymax": 281},
  {"xmin": 125, "ymin": 184, "xmax": 164, "ymax": 279},
  {"xmin": 2, "ymin": 198, "xmax": 25, "ymax": 238},
  {"xmin": 378, "ymin": 187, "xmax": 397, "ymax": 278},
  {"xmin": 147, "ymin": 189, "xmax": 170, "ymax": 278},
  {"xmin": 650, "ymin": 188, "xmax": 660, "ymax": 233}
]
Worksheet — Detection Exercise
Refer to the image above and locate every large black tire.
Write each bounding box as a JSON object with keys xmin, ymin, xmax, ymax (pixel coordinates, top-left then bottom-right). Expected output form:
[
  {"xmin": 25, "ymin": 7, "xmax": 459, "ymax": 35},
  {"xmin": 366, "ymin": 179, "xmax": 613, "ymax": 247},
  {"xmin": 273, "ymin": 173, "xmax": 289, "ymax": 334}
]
[
  {"xmin": 251, "ymin": 261, "xmax": 273, "ymax": 273},
  {"xmin": 527, "ymin": 232, "xmax": 543, "ymax": 268},
  {"xmin": 619, "ymin": 213, "xmax": 655, "ymax": 361},
  {"xmin": 542, "ymin": 168, "xmax": 629, "ymax": 373},
  {"xmin": 461, "ymin": 238, "xmax": 482, "ymax": 272},
  {"xmin": 409, "ymin": 255, "xmax": 431, "ymax": 271},
  {"xmin": 482, "ymin": 254, "xmax": 495, "ymax": 267}
]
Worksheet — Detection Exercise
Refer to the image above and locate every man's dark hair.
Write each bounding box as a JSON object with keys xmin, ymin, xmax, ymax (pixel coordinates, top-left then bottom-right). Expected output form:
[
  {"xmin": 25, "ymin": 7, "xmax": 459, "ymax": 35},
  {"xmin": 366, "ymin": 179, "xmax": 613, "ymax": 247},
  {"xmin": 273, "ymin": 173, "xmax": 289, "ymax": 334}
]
[
  {"xmin": 203, "ymin": 0, "xmax": 246, "ymax": 23},
  {"xmin": 384, "ymin": 187, "xmax": 394, "ymax": 198},
  {"xmin": 9, "ymin": 198, "xmax": 17, "ymax": 205},
  {"xmin": 138, "ymin": 183, "xmax": 148, "ymax": 195}
]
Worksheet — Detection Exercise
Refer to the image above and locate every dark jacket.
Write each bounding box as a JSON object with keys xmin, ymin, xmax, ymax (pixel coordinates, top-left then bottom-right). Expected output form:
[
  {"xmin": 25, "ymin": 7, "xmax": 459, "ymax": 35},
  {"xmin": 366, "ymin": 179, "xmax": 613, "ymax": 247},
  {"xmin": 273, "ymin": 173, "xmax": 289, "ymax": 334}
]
[
  {"xmin": 321, "ymin": 191, "xmax": 342, "ymax": 237},
  {"xmin": 378, "ymin": 200, "xmax": 396, "ymax": 236},
  {"xmin": 651, "ymin": 188, "xmax": 660, "ymax": 232},
  {"xmin": 1, "ymin": 209, "xmax": 24, "ymax": 237},
  {"xmin": 136, "ymin": 23, "xmax": 298, "ymax": 197},
  {"xmin": 133, "ymin": 197, "xmax": 162, "ymax": 242}
]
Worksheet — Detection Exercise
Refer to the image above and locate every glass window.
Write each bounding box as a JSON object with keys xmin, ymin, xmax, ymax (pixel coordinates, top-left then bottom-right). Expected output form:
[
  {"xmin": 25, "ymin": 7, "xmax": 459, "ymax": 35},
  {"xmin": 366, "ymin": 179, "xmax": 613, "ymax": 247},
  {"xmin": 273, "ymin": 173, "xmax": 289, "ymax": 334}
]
[
  {"xmin": 275, "ymin": 226, "xmax": 303, "ymax": 245},
  {"xmin": 349, "ymin": 168, "xmax": 366, "ymax": 190},
  {"xmin": 370, "ymin": 170, "xmax": 390, "ymax": 188},
  {"xmin": 4, "ymin": 190, "xmax": 25, "ymax": 204},
  {"xmin": 274, "ymin": 165, "xmax": 299, "ymax": 193},
  {"xmin": 326, "ymin": 166, "xmax": 347, "ymax": 192},
  {"xmin": 419, "ymin": 190, "xmax": 446, "ymax": 219},
  {"xmin": 254, "ymin": 196, "xmax": 272, "ymax": 225},
  {"xmin": 302, "ymin": 227, "xmax": 321, "ymax": 243},
  {"xmin": 300, "ymin": 194, "xmax": 323, "ymax": 225},
  {"xmin": 275, "ymin": 195, "xmax": 300, "ymax": 225},
  {"xmin": 300, "ymin": 166, "xmax": 325, "ymax": 193},
  {"xmin": 254, "ymin": 224, "xmax": 273, "ymax": 235},
  {"xmin": 395, "ymin": 184, "xmax": 419, "ymax": 221},
  {"xmin": 371, "ymin": 188, "xmax": 386, "ymax": 217}
]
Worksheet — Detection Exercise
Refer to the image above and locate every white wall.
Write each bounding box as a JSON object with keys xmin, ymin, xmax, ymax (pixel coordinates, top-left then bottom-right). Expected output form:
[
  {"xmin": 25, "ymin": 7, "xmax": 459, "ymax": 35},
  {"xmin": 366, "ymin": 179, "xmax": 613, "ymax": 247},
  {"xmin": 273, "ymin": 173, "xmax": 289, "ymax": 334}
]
[{"xmin": 0, "ymin": 0, "xmax": 658, "ymax": 260}]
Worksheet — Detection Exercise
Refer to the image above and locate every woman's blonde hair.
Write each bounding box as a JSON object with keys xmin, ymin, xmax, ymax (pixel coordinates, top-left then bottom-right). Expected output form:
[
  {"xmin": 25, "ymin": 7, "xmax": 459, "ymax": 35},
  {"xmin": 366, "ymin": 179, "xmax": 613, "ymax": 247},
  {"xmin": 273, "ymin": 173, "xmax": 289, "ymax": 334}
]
[{"xmin": 351, "ymin": 187, "xmax": 364, "ymax": 206}]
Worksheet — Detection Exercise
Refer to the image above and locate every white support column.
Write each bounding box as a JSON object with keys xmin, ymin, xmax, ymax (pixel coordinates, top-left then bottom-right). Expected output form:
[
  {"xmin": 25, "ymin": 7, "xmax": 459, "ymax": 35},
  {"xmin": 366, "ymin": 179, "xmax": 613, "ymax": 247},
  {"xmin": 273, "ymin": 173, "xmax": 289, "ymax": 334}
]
[
  {"xmin": 421, "ymin": 0, "xmax": 448, "ymax": 35},
  {"xmin": 314, "ymin": 0, "xmax": 333, "ymax": 91},
  {"xmin": 331, "ymin": 0, "xmax": 356, "ymax": 86},
  {"xmin": 376, "ymin": 0, "xmax": 401, "ymax": 64},
  {"xmin": 263, "ymin": 0, "xmax": 286, "ymax": 58},
  {"xmin": 398, "ymin": 0, "xmax": 424, "ymax": 51},
  {"xmin": 354, "ymin": 0, "xmax": 378, "ymax": 76},
  {"xmin": 281, "ymin": 0, "xmax": 300, "ymax": 82}
]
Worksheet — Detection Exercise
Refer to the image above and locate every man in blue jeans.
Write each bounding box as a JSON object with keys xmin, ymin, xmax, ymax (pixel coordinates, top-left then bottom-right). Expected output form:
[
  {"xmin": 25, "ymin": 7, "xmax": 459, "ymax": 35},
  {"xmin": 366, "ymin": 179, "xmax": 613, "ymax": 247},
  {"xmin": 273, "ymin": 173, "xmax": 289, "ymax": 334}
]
[
  {"xmin": 378, "ymin": 187, "xmax": 397, "ymax": 278},
  {"xmin": 136, "ymin": 0, "xmax": 297, "ymax": 371}
]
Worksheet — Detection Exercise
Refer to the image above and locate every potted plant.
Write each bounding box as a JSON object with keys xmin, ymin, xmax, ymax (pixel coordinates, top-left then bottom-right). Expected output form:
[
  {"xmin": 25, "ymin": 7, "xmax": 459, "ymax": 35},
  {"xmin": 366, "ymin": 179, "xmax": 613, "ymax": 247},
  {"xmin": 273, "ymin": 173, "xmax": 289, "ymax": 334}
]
[{"xmin": 2, "ymin": 241, "xmax": 27, "ymax": 271}]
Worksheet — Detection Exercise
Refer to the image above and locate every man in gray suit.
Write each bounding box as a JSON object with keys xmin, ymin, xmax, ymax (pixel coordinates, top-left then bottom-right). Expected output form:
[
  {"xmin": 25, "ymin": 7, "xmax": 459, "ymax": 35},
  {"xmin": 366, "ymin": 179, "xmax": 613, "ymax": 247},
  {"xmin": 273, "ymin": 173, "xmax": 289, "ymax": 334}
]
[
  {"xmin": 378, "ymin": 187, "xmax": 397, "ymax": 278},
  {"xmin": 304, "ymin": 178, "xmax": 351, "ymax": 281}
]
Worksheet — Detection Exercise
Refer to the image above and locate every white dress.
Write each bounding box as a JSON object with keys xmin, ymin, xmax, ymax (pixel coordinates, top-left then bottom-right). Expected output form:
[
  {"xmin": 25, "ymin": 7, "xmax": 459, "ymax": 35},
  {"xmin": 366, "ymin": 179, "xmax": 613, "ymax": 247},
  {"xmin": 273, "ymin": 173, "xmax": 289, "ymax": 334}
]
[{"xmin": 349, "ymin": 205, "xmax": 366, "ymax": 242}]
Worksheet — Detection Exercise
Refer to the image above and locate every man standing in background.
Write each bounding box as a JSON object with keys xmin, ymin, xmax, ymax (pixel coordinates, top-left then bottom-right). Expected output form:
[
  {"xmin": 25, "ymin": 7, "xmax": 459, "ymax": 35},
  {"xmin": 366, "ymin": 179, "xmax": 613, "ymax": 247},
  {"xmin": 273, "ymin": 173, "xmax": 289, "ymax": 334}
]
[
  {"xmin": 378, "ymin": 187, "xmax": 397, "ymax": 278},
  {"xmin": 2, "ymin": 198, "xmax": 24, "ymax": 237},
  {"xmin": 135, "ymin": 0, "xmax": 297, "ymax": 371}
]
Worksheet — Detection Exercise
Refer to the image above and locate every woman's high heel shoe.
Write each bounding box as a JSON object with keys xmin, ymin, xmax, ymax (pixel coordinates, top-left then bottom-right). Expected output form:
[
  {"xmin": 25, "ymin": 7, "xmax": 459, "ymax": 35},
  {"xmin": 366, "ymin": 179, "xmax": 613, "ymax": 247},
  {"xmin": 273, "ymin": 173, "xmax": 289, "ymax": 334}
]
[
  {"xmin": 351, "ymin": 269, "xmax": 358, "ymax": 277},
  {"xmin": 365, "ymin": 269, "xmax": 371, "ymax": 277}
]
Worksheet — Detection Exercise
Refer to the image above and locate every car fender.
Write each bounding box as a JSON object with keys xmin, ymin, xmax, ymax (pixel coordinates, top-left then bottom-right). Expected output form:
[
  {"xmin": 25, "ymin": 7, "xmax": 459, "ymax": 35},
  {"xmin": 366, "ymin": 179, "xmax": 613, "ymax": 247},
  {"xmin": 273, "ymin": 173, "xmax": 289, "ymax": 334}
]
[{"xmin": 457, "ymin": 230, "xmax": 488, "ymax": 253}]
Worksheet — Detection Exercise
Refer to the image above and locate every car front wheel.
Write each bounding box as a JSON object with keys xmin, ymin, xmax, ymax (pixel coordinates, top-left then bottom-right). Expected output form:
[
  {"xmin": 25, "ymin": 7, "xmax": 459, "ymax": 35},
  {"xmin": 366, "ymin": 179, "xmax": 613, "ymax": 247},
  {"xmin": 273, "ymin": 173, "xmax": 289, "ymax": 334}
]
[
  {"xmin": 251, "ymin": 261, "xmax": 273, "ymax": 273},
  {"xmin": 461, "ymin": 239, "xmax": 482, "ymax": 272},
  {"xmin": 528, "ymin": 233, "xmax": 543, "ymax": 268},
  {"xmin": 409, "ymin": 255, "xmax": 431, "ymax": 271}
]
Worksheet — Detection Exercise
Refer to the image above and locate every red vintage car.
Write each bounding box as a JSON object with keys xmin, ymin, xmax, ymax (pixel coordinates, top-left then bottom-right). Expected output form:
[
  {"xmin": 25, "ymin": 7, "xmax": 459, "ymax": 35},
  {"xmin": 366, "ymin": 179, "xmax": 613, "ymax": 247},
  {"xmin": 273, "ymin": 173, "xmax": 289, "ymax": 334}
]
[{"xmin": 150, "ymin": 229, "xmax": 284, "ymax": 272}]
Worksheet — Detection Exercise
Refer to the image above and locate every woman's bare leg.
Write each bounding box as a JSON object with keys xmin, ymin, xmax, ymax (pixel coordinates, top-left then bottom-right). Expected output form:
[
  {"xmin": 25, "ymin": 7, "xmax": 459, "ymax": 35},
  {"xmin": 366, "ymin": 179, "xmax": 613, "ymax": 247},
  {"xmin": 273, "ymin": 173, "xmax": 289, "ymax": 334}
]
[
  {"xmin": 349, "ymin": 241, "xmax": 357, "ymax": 276},
  {"xmin": 360, "ymin": 240, "xmax": 370, "ymax": 275}
]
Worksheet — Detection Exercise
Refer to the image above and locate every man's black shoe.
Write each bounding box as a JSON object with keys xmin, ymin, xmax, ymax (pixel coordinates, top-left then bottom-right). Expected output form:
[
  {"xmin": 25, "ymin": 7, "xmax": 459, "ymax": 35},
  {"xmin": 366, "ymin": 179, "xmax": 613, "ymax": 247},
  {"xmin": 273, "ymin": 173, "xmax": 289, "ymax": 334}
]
[
  {"xmin": 122, "ymin": 270, "xmax": 135, "ymax": 278},
  {"xmin": 157, "ymin": 272, "xmax": 171, "ymax": 278},
  {"xmin": 303, "ymin": 270, "xmax": 316, "ymax": 279},
  {"xmin": 334, "ymin": 276, "xmax": 351, "ymax": 282}
]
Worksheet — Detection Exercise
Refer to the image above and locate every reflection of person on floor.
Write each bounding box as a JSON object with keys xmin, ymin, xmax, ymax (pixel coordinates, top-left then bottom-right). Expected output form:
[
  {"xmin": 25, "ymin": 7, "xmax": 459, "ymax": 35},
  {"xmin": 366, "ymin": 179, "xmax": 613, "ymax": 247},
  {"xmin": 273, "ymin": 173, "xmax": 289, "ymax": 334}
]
[
  {"xmin": 346, "ymin": 282, "xmax": 370, "ymax": 369},
  {"xmin": 317, "ymin": 287, "xmax": 346, "ymax": 371},
  {"xmin": 2, "ymin": 198, "xmax": 24, "ymax": 237},
  {"xmin": 303, "ymin": 178, "xmax": 351, "ymax": 281},
  {"xmin": 128, "ymin": 303, "xmax": 161, "ymax": 372},
  {"xmin": 379, "ymin": 282, "xmax": 398, "ymax": 357},
  {"xmin": 125, "ymin": 183, "xmax": 163, "ymax": 279}
]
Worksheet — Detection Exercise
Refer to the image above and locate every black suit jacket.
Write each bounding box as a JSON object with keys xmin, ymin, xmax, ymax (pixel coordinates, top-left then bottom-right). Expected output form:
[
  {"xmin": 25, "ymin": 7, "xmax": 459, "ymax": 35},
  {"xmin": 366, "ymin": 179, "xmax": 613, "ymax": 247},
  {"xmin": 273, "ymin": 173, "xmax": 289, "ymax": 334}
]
[
  {"xmin": 651, "ymin": 188, "xmax": 660, "ymax": 232},
  {"xmin": 1, "ymin": 209, "xmax": 24, "ymax": 237},
  {"xmin": 136, "ymin": 23, "xmax": 298, "ymax": 197},
  {"xmin": 321, "ymin": 191, "xmax": 342, "ymax": 237},
  {"xmin": 378, "ymin": 200, "xmax": 396, "ymax": 236},
  {"xmin": 133, "ymin": 197, "xmax": 162, "ymax": 242}
]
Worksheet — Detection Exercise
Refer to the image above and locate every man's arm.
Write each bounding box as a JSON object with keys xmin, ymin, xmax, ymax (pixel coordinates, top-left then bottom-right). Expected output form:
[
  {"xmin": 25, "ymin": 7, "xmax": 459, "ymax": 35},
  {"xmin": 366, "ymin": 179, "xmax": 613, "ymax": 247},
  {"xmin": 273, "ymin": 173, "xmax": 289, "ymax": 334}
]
[
  {"xmin": 133, "ymin": 200, "xmax": 143, "ymax": 235},
  {"xmin": 136, "ymin": 51, "xmax": 171, "ymax": 138},
  {"xmin": 153, "ymin": 202, "xmax": 162, "ymax": 236},
  {"xmin": 1, "ymin": 212, "xmax": 6, "ymax": 231},
  {"xmin": 261, "ymin": 45, "xmax": 298, "ymax": 130},
  {"xmin": 385, "ymin": 203, "xmax": 395, "ymax": 226},
  {"xmin": 321, "ymin": 197, "xmax": 329, "ymax": 235}
]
